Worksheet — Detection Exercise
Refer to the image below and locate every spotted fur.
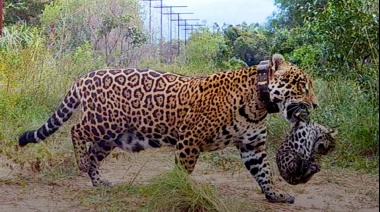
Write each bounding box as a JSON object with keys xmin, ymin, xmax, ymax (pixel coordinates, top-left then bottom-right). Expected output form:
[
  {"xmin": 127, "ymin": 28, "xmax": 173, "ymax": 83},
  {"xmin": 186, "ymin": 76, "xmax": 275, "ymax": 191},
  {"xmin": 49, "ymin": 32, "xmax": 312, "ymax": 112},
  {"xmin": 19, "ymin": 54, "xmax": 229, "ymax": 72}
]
[
  {"xmin": 276, "ymin": 114, "xmax": 337, "ymax": 185},
  {"xmin": 19, "ymin": 54, "xmax": 317, "ymax": 203}
]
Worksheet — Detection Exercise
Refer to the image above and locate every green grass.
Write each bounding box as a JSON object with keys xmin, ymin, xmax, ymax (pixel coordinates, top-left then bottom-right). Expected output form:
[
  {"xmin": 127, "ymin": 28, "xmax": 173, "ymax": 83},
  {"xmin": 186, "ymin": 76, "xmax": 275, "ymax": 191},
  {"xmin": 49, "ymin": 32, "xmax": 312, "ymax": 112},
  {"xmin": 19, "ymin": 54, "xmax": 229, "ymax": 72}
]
[
  {"xmin": 141, "ymin": 166, "xmax": 231, "ymax": 212},
  {"xmin": 199, "ymin": 148, "xmax": 243, "ymax": 172},
  {"xmin": 313, "ymin": 78, "xmax": 379, "ymax": 173}
]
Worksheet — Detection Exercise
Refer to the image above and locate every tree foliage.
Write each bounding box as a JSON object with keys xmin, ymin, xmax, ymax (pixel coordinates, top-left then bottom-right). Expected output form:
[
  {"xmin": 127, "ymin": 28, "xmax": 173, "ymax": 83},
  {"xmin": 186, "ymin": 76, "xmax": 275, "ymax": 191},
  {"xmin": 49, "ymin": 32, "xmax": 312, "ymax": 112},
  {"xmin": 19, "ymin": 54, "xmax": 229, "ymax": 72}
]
[
  {"xmin": 1, "ymin": 0, "xmax": 378, "ymax": 172},
  {"xmin": 265, "ymin": 0, "xmax": 379, "ymax": 82},
  {"xmin": 305, "ymin": 0, "xmax": 379, "ymax": 71},
  {"xmin": 4, "ymin": 0, "xmax": 52, "ymax": 25}
]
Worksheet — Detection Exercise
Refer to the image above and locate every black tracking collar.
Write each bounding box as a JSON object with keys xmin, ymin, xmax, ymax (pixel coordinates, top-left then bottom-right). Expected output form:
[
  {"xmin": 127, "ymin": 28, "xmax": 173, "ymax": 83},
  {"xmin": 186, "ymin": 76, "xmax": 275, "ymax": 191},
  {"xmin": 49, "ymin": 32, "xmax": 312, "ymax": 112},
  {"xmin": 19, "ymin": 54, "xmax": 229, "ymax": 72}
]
[{"xmin": 257, "ymin": 60, "xmax": 280, "ymax": 114}]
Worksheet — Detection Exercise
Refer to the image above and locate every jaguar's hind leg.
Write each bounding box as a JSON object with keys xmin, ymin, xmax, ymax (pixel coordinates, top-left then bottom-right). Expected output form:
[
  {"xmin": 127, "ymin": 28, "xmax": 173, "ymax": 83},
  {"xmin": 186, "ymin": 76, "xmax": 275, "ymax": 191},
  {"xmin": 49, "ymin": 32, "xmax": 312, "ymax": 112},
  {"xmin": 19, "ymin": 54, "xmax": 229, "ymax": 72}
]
[
  {"xmin": 88, "ymin": 141, "xmax": 116, "ymax": 186},
  {"xmin": 71, "ymin": 124, "xmax": 90, "ymax": 173},
  {"xmin": 175, "ymin": 138, "xmax": 200, "ymax": 174}
]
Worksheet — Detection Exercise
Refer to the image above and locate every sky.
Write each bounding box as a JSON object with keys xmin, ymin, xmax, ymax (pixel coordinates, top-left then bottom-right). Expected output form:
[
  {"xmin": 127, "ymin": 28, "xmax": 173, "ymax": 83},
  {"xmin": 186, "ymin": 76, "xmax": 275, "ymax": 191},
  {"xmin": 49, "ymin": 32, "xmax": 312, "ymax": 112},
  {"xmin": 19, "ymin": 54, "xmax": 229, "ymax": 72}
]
[{"xmin": 163, "ymin": 0, "xmax": 278, "ymax": 26}]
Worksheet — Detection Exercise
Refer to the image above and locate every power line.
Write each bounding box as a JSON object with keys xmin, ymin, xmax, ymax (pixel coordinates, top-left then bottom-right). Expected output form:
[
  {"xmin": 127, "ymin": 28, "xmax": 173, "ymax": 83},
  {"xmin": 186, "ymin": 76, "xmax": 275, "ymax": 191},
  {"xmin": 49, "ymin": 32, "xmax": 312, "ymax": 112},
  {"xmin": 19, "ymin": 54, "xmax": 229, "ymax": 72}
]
[
  {"xmin": 162, "ymin": 6, "xmax": 187, "ymax": 43},
  {"xmin": 182, "ymin": 24, "xmax": 204, "ymax": 33},
  {"xmin": 139, "ymin": 1, "xmax": 202, "ymax": 56},
  {"xmin": 153, "ymin": 0, "xmax": 166, "ymax": 43},
  {"xmin": 176, "ymin": 19, "xmax": 200, "ymax": 45}
]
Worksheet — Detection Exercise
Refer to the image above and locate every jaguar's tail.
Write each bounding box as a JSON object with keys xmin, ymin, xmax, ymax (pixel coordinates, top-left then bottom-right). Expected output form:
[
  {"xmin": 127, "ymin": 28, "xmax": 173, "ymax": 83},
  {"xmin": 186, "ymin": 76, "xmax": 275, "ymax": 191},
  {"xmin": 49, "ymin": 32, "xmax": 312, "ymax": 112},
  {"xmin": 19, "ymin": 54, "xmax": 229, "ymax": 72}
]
[{"xmin": 18, "ymin": 83, "xmax": 80, "ymax": 147}]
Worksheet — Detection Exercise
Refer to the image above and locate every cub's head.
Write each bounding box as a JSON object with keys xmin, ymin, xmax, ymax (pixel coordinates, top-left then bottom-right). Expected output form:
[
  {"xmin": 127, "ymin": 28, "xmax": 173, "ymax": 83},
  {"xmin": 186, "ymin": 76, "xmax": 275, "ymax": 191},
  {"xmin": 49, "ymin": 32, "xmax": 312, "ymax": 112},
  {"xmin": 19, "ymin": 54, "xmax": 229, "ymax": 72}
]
[
  {"xmin": 292, "ymin": 112, "xmax": 338, "ymax": 155},
  {"xmin": 268, "ymin": 54, "xmax": 318, "ymax": 122},
  {"xmin": 313, "ymin": 123, "xmax": 338, "ymax": 155}
]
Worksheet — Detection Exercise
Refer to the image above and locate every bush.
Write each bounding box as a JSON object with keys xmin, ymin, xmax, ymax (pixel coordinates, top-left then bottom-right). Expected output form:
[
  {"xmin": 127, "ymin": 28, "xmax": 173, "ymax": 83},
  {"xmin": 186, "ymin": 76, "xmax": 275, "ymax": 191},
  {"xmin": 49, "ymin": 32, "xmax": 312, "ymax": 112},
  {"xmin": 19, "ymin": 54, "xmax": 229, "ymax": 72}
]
[
  {"xmin": 312, "ymin": 78, "xmax": 379, "ymax": 173},
  {"xmin": 182, "ymin": 28, "xmax": 225, "ymax": 73},
  {"xmin": 40, "ymin": 0, "xmax": 147, "ymax": 67}
]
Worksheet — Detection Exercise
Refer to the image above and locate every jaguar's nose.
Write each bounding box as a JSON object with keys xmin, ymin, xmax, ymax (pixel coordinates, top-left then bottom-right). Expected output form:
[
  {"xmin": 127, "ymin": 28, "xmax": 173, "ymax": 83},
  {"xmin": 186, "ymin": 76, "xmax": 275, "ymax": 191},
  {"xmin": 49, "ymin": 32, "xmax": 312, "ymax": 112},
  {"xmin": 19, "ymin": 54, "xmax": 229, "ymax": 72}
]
[{"xmin": 312, "ymin": 103, "xmax": 318, "ymax": 109}]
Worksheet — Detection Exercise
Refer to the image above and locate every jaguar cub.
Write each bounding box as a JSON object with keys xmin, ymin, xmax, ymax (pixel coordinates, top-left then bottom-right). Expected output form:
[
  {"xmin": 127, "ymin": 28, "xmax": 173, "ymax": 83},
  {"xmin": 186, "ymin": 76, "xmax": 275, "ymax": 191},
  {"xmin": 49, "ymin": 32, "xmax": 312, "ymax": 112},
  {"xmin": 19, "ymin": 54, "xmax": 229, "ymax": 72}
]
[{"xmin": 276, "ymin": 113, "xmax": 337, "ymax": 185}]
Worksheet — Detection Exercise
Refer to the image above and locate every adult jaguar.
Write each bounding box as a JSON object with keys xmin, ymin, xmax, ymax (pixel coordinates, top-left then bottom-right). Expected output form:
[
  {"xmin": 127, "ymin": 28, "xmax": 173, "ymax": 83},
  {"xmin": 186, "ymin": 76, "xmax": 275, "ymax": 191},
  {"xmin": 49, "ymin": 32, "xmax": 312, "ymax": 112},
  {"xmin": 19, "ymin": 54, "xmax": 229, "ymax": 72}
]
[
  {"xmin": 19, "ymin": 54, "xmax": 318, "ymax": 203},
  {"xmin": 276, "ymin": 113, "xmax": 337, "ymax": 185}
]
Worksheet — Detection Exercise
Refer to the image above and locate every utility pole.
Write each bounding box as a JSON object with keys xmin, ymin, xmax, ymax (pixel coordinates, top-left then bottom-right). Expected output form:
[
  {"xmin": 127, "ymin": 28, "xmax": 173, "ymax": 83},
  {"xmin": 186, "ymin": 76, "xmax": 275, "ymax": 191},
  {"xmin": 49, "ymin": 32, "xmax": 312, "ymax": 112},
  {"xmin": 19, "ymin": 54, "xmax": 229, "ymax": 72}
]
[
  {"xmin": 177, "ymin": 19, "xmax": 199, "ymax": 45},
  {"xmin": 162, "ymin": 6, "xmax": 187, "ymax": 43},
  {"xmin": 153, "ymin": 0, "xmax": 166, "ymax": 43},
  {"xmin": 182, "ymin": 24, "xmax": 204, "ymax": 34},
  {"xmin": 0, "ymin": 0, "xmax": 3, "ymax": 37},
  {"xmin": 140, "ymin": 0, "xmax": 161, "ymax": 43},
  {"xmin": 170, "ymin": 13, "xmax": 193, "ymax": 55}
]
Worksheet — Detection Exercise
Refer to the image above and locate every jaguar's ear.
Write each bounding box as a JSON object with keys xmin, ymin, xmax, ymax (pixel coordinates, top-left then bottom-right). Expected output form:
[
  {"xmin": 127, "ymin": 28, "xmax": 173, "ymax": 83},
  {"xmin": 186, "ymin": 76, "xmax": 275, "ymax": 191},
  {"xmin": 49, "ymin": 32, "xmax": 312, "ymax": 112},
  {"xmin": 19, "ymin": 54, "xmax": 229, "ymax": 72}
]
[
  {"xmin": 271, "ymin": 53, "xmax": 289, "ymax": 76},
  {"xmin": 317, "ymin": 143, "xmax": 326, "ymax": 152},
  {"xmin": 329, "ymin": 128, "xmax": 338, "ymax": 138}
]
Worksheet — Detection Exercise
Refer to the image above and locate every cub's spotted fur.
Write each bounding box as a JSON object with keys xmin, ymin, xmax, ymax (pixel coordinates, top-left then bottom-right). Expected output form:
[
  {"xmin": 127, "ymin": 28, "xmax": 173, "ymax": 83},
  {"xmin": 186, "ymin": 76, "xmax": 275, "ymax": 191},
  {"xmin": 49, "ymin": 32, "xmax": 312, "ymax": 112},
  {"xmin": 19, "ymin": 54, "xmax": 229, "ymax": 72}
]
[{"xmin": 276, "ymin": 113, "xmax": 337, "ymax": 185}]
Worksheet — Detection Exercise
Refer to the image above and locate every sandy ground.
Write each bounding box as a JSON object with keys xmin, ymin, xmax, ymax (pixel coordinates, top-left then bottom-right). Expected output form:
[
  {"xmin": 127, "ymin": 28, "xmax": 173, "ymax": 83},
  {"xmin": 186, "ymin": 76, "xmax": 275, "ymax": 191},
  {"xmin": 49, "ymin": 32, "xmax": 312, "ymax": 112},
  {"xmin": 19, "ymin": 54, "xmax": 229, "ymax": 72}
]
[{"xmin": 0, "ymin": 148, "xmax": 379, "ymax": 212}]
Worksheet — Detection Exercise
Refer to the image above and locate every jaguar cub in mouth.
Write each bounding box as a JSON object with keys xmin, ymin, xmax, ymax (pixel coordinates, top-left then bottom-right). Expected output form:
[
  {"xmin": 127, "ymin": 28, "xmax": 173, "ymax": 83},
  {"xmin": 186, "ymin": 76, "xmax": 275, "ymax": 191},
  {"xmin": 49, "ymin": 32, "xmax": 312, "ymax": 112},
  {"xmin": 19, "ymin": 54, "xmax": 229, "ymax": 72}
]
[{"xmin": 276, "ymin": 113, "xmax": 337, "ymax": 185}]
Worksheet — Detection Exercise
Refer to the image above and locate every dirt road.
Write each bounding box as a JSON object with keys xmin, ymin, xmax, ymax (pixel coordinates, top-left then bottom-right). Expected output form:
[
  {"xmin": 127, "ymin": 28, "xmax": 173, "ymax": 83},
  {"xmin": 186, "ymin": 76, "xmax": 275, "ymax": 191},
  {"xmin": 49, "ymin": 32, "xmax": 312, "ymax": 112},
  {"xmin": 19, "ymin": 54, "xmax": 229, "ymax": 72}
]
[{"xmin": 1, "ymin": 148, "xmax": 378, "ymax": 212}]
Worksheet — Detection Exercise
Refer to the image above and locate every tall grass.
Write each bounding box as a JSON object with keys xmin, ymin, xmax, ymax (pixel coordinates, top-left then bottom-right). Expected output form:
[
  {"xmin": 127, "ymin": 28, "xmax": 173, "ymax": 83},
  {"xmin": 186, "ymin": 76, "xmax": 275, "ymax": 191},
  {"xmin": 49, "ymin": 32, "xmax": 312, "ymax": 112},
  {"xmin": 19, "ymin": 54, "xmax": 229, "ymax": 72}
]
[
  {"xmin": 75, "ymin": 167, "xmax": 262, "ymax": 211},
  {"xmin": 312, "ymin": 78, "xmax": 379, "ymax": 173},
  {"xmin": 0, "ymin": 25, "xmax": 105, "ymax": 173},
  {"xmin": 141, "ymin": 167, "xmax": 232, "ymax": 212}
]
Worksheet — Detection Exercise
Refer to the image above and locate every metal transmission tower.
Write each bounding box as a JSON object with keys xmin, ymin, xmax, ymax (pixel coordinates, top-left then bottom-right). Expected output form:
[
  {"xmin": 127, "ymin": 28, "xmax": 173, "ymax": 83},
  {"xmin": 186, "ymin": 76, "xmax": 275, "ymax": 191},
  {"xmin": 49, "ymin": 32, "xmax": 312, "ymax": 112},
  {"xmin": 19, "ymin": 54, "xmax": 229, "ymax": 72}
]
[{"xmin": 140, "ymin": 0, "xmax": 161, "ymax": 43}]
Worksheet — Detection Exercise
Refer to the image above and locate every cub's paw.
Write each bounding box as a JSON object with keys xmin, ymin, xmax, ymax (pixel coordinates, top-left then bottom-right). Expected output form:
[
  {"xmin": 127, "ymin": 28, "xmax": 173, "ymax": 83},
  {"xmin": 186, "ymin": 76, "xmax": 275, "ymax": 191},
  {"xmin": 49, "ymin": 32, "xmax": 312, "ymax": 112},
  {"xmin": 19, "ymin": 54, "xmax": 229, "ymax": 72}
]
[{"xmin": 265, "ymin": 190, "xmax": 295, "ymax": 204}]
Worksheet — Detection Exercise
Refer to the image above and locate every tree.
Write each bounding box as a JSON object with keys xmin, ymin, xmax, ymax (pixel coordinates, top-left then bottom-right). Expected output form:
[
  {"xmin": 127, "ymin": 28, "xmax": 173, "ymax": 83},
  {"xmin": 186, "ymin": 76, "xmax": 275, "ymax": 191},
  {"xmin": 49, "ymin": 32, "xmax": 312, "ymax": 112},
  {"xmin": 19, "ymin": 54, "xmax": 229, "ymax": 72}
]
[
  {"xmin": 220, "ymin": 24, "xmax": 270, "ymax": 67},
  {"xmin": 272, "ymin": 0, "xmax": 329, "ymax": 29},
  {"xmin": 4, "ymin": 0, "xmax": 51, "ymax": 25},
  {"xmin": 1, "ymin": 0, "xmax": 3, "ymax": 36}
]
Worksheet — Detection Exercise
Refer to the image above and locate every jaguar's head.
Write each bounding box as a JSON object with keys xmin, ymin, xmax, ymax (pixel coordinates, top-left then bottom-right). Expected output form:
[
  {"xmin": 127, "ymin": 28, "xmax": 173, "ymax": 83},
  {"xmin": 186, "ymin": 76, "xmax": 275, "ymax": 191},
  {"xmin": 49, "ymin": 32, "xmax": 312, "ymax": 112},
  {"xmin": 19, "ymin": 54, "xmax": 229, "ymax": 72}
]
[
  {"xmin": 268, "ymin": 54, "xmax": 318, "ymax": 122},
  {"xmin": 314, "ymin": 124, "xmax": 338, "ymax": 155}
]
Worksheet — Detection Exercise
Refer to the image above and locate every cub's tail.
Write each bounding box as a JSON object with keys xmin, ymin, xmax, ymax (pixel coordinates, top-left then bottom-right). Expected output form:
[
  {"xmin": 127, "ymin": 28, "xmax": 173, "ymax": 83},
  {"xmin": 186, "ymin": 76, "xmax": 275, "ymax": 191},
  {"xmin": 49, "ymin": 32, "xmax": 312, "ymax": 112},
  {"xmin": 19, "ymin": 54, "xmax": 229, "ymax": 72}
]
[{"xmin": 19, "ymin": 83, "xmax": 80, "ymax": 147}]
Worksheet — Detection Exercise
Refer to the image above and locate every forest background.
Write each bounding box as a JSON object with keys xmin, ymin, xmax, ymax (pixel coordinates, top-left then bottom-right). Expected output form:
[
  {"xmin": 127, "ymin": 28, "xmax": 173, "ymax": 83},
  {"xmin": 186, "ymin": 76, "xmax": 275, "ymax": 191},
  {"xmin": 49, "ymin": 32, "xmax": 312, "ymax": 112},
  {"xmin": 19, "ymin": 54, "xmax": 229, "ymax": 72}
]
[{"xmin": 0, "ymin": 0, "xmax": 378, "ymax": 182}]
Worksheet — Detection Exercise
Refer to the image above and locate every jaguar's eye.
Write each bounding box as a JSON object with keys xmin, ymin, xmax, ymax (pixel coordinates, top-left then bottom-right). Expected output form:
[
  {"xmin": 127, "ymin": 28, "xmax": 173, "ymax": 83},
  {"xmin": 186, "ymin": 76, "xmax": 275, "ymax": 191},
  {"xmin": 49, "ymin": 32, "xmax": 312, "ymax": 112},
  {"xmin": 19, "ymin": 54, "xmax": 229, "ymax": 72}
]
[
  {"xmin": 298, "ymin": 81, "xmax": 309, "ymax": 95},
  {"xmin": 305, "ymin": 83, "xmax": 309, "ymax": 95}
]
